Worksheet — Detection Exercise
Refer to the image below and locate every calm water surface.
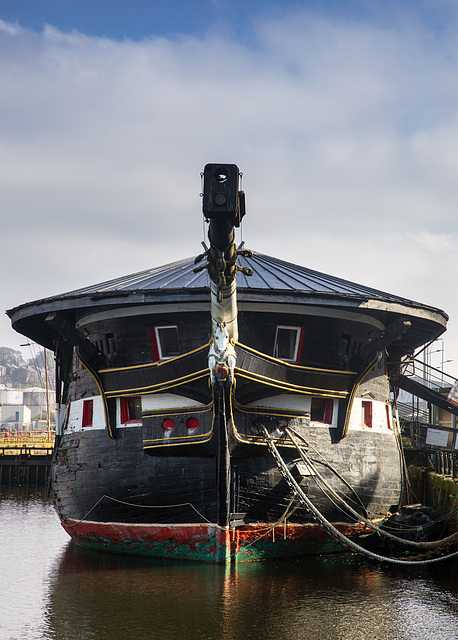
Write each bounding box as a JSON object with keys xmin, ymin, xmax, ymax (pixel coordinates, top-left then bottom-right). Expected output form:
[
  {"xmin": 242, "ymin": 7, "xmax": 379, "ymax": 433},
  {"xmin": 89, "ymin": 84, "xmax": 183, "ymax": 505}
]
[{"xmin": 1, "ymin": 488, "xmax": 458, "ymax": 640}]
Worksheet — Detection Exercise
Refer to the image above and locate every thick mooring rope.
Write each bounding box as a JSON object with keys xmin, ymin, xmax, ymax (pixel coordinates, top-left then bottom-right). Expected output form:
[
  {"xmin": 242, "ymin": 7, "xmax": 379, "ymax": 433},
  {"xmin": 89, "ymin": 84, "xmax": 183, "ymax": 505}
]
[
  {"xmin": 285, "ymin": 426, "xmax": 458, "ymax": 552},
  {"xmin": 260, "ymin": 425, "xmax": 458, "ymax": 565}
]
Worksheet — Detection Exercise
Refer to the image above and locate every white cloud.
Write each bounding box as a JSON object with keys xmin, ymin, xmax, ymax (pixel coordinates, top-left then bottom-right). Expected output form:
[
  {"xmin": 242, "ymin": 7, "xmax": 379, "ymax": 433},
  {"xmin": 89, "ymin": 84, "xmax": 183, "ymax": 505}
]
[
  {"xmin": 413, "ymin": 231, "xmax": 454, "ymax": 253},
  {"xmin": 2, "ymin": 10, "xmax": 458, "ymax": 372},
  {"xmin": 0, "ymin": 19, "xmax": 24, "ymax": 36}
]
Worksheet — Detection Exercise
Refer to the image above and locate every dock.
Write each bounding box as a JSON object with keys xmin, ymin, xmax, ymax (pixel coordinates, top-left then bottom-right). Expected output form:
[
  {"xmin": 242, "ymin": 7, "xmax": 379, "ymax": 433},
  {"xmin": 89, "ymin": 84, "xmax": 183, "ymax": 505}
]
[{"xmin": 0, "ymin": 433, "xmax": 54, "ymax": 487}]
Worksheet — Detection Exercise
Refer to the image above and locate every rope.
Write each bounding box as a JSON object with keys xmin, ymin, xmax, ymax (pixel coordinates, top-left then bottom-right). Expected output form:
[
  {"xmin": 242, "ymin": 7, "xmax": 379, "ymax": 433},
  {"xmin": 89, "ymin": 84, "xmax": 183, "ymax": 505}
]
[
  {"xmin": 63, "ymin": 494, "xmax": 214, "ymax": 528},
  {"xmin": 226, "ymin": 496, "xmax": 303, "ymax": 557},
  {"xmin": 287, "ymin": 427, "xmax": 368, "ymax": 515},
  {"xmin": 291, "ymin": 419, "xmax": 456, "ymax": 534},
  {"xmin": 259, "ymin": 425, "xmax": 458, "ymax": 565},
  {"xmin": 390, "ymin": 404, "xmax": 458, "ymax": 531},
  {"xmin": 285, "ymin": 426, "xmax": 458, "ymax": 551}
]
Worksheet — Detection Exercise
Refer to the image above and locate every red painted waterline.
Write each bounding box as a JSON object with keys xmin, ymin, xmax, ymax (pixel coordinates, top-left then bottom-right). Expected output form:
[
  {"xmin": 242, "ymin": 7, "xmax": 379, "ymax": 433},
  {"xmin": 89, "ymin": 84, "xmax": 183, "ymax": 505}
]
[{"xmin": 61, "ymin": 518, "xmax": 372, "ymax": 563}]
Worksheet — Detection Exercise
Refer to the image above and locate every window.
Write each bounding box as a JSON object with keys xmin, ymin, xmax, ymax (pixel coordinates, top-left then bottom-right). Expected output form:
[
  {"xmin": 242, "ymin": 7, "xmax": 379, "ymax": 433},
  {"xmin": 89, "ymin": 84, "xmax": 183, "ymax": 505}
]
[
  {"xmin": 120, "ymin": 396, "xmax": 142, "ymax": 424},
  {"xmin": 273, "ymin": 326, "xmax": 304, "ymax": 362},
  {"xmin": 434, "ymin": 406, "xmax": 454, "ymax": 428},
  {"xmin": 96, "ymin": 333, "xmax": 116, "ymax": 357},
  {"xmin": 150, "ymin": 326, "xmax": 179, "ymax": 361},
  {"xmin": 311, "ymin": 398, "xmax": 334, "ymax": 424},
  {"xmin": 82, "ymin": 400, "xmax": 93, "ymax": 428},
  {"xmin": 362, "ymin": 400, "xmax": 373, "ymax": 428},
  {"xmin": 339, "ymin": 333, "xmax": 352, "ymax": 364},
  {"xmin": 72, "ymin": 349, "xmax": 82, "ymax": 374}
]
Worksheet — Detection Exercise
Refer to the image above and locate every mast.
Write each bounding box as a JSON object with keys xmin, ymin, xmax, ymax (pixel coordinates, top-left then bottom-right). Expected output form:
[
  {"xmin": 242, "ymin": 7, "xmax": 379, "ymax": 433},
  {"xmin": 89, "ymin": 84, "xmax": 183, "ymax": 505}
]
[
  {"xmin": 195, "ymin": 164, "xmax": 252, "ymax": 532},
  {"xmin": 195, "ymin": 163, "xmax": 251, "ymax": 385}
]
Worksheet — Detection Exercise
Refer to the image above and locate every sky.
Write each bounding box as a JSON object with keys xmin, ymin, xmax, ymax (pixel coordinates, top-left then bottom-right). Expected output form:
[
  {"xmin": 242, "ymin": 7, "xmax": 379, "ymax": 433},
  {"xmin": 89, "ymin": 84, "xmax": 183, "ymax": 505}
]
[{"xmin": 1, "ymin": 0, "xmax": 458, "ymax": 376}]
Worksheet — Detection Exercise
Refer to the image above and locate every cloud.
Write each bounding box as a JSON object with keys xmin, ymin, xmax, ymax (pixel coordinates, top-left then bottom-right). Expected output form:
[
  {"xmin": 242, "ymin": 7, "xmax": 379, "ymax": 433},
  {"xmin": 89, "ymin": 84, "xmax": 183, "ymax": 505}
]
[
  {"xmin": 1, "ymin": 9, "xmax": 458, "ymax": 372},
  {"xmin": 414, "ymin": 231, "xmax": 454, "ymax": 254}
]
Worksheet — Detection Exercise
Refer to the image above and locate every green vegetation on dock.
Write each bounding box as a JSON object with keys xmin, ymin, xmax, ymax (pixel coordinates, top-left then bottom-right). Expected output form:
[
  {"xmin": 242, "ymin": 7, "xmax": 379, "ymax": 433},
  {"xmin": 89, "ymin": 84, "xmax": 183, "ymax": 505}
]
[{"xmin": 408, "ymin": 466, "xmax": 458, "ymax": 534}]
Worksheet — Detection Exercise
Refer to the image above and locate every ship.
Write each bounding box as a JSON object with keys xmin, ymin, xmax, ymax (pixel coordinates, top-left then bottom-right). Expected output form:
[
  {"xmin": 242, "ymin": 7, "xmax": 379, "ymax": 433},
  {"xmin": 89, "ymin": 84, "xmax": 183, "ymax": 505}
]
[{"xmin": 7, "ymin": 164, "xmax": 449, "ymax": 563}]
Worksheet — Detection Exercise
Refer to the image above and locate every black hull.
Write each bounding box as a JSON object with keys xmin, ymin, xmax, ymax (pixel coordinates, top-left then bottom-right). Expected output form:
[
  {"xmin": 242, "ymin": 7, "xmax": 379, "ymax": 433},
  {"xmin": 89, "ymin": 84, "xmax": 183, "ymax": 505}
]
[{"xmin": 53, "ymin": 422, "xmax": 402, "ymax": 531}]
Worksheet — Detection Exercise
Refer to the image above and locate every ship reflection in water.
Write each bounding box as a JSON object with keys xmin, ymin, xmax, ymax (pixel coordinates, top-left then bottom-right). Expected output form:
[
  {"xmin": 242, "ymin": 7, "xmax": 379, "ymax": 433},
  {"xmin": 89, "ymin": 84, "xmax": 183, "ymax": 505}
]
[
  {"xmin": 47, "ymin": 541, "xmax": 458, "ymax": 640},
  {"xmin": 2, "ymin": 491, "xmax": 458, "ymax": 640}
]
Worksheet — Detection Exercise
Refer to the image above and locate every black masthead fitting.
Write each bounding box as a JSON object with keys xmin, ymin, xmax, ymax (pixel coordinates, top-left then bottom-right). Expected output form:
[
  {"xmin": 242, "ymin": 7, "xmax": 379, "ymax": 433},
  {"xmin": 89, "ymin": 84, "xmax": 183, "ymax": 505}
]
[
  {"xmin": 195, "ymin": 163, "xmax": 252, "ymax": 290},
  {"xmin": 202, "ymin": 163, "xmax": 245, "ymax": 231}
]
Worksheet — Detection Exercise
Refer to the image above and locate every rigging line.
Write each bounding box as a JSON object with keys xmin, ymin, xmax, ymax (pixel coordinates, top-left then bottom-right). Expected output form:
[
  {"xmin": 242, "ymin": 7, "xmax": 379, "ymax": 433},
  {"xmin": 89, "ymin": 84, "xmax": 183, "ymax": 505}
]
[
  {"xmin": 289, "ymin": 422, "xmax": 417, "ymax": 526},
  {"xmin": 284, "ymin": 433, "xmax": 357, "ymax": 512},
  {"xmin": 302, "ymin": 451, "xmax": 439, "ymax": 535},
  {"xmin": 302, "ymin": 455, "xmax": 368, "ymax": 515},
  {"xmin": 26, "ymin": 342, "xmax": 46, "ymax": 391},
  {"xmin": 296, "ymin": 464, "xmax": 364, "ymax": 524},
  {"xmin": 391, "ymin": 402, "xmax": 413, "ymax": 506},
  {"xmin": 260, "ymin": 425, "xmax": 458, "ymax": 565},
  {"xmin": 63, "ymin": 495, "xmax": 107, "ymax": 528},
  {"xmin": 63, "ymin": 494, "xmax": 214, "ymax": 527},
  {"xmin": 286, "ymin": 430, "xmax": 371, "ymax": 523},
  {"xmin": 103, "ymin": 495, "xmax": 214, "ymax": 524},
  {"xmin": 228, "ymin": 497, "xmax": 301, "ymax": 556},
  {"xmin": 286, "ymin": 458, "xmax": 363, "ymax": 525},
  {"xmin": 286, "ymin": 426, "xmax": 458, "ymax": 547},
  {"xmin": 287, "ymin": 426, "xmax": 367, "ymax": 514},
  {"xmin": 412, "ymin": 338, "xmax": 439, "ymax": 361}
]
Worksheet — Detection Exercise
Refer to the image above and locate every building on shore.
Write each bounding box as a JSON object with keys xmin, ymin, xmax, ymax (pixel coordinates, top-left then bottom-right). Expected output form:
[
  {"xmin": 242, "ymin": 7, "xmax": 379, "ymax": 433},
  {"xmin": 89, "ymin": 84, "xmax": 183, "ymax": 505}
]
[{"xmin": 0, "ymin": 385, "xmax": 55, "ymax": 432}]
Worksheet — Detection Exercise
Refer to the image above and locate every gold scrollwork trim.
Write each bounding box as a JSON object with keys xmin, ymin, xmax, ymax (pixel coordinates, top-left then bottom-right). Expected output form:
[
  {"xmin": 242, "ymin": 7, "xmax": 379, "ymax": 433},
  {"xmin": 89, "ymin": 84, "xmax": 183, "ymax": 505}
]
[
  {"xmin": 142, "ymin": 402, "xmax": 214, "ymax": 418},
  {"xmin": 143, "ymin": 428, "xmax": 213, "ymax": 448},
  {"xmin": 235, "ymin": 341, "xmax": 356, "ymax": 376},
  {"xmin": 99, "ymin": 341, "xmax": 211, "ymax": 374},
  {"xmin": 104, "ymin": 370, "xmax": 209, "ymax": 398},
  {"xmin": 234, "ymin": 399, "xmax": 311, "ymax": 419},
  {"xmin": 235, "ymin": 369, "xmax": 348, "ymax": 398}
]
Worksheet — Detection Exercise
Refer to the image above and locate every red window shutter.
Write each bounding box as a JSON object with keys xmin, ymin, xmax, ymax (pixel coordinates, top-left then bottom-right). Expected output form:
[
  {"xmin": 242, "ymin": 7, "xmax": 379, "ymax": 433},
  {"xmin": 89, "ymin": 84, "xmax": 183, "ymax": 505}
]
[
  {"xmin": 82, "ymin": 400, "xmax": 93, "ymax": 428},
  {"xmin": 323, "ymin": 399, "xmax": 334, "ymax": 424},
  {"xmin": 120, "ymin": 397, "xmax": 142, "ymax": 423},
  {"xmin": 149, "ymin": 327, "xmax": 160, "ymax": 361},
  {"xmin": 385, "ymin": 404, "xmax": 392, "ymax": 430},
  {"xmin": 120, "ymin": 398, "xmax": 130, "ymax": 424},
  {"xmin": 362, "ymin": 401, "xmax": 373, "ymax": 427},
  {"xmin": 295, "ymin": 327, "xmax": 305, "ymax": 362}
]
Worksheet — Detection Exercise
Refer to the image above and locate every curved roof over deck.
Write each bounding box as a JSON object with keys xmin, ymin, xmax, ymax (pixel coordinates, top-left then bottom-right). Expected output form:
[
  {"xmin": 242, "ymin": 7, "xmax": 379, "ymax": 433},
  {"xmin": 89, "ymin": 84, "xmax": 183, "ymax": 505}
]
[{"xmin": 7, "ymin": 251, "xmax": 448, "ymax": 356}]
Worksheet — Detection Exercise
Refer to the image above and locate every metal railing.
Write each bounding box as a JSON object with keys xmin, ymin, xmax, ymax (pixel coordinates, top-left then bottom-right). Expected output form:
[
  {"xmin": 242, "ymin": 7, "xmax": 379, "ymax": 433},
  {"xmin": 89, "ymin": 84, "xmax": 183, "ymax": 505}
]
[
  {"xmin": 401, "ymin": 355, "xmax": 457, "ymax": 392},
  {"xmin": 397, "ymin": 354, "xmax": 458, "ymax": 477},
  {"xmin": 429, "ymin": 450, "xmax": 458, "ymax": 477}
]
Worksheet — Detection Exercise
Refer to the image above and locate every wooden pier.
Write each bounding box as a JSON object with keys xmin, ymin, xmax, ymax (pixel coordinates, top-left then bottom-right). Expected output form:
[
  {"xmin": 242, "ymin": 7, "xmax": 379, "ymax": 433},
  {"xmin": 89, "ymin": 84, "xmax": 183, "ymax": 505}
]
[{"xmin": 0, "ymin": 433, "xmax": 54, "ymax": 487}]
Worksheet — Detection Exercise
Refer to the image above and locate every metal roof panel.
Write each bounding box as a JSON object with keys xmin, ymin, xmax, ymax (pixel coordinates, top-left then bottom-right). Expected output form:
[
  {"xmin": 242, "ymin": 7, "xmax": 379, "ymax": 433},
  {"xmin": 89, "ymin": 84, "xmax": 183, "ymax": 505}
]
[{"xmin": 54, "ymin": 251, "xmax": 421, "ymax": 306}]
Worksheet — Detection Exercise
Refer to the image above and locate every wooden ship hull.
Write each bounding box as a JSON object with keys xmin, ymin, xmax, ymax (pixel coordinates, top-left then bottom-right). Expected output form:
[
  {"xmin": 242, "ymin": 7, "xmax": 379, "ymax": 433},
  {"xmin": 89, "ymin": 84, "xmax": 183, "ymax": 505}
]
[{"xmin": 7, "ymin": 164, "xmax": 448, "ymax": 563}]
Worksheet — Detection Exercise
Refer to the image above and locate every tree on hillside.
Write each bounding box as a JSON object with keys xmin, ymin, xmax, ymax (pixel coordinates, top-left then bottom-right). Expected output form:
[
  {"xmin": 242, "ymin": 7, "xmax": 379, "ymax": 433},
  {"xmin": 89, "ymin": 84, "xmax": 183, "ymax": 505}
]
[
  {"xmin": 0, "ymin": 346, "xmax": 55, "ymax": 389},
  {"xmin": 27, "ymin": 349, "xmax": 54, "ymax": 372},
  {"xmin": 0, "ymin": 347, "xmax": 24, "ymax": 367},
  {"xmin": 26, "ymin": 348, "xmax": 55, "ymax": 389},
  {"xmin": 10, "ymin": 366, "xmax": 32, "ymax": 386}
]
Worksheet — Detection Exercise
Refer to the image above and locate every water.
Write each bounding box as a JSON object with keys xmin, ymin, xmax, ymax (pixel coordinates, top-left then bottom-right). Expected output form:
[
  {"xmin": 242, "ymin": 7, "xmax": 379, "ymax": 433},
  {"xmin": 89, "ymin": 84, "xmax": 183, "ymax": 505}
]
[{"xmin": 1, "ymin": 489, "xmax": 458, "ymax": 640}]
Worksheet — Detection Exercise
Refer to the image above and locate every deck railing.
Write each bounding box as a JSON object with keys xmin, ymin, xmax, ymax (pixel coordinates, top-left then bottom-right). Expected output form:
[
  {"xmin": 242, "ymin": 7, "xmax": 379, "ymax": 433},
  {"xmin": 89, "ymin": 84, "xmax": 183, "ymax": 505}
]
[{"xmin": 397, "ymin": 355, "xmax": 458, "ymax": 477}]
